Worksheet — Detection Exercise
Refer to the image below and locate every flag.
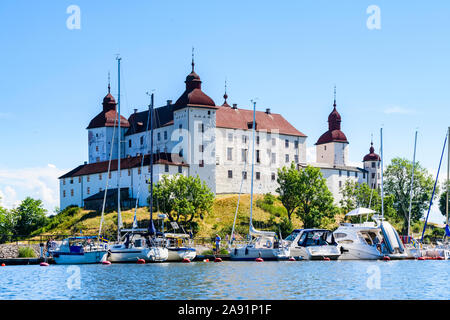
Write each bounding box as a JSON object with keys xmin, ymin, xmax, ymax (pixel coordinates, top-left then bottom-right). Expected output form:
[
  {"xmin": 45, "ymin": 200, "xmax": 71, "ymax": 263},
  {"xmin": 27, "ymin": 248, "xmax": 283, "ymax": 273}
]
[{"xmin": 99, "ymin": 237, "xmax": 108, "ymax": 243}]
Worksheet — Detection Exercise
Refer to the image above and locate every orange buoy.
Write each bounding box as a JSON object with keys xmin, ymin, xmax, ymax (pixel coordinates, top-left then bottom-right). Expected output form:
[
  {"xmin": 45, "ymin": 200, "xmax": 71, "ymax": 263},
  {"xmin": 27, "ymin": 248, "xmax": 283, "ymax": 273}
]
[
  {"xmin": 255, "ymin": 257, "xmax": 264, "ymax": 262},
  {"xmin": 214, "ymin": 257, "xmax": 222, "ymax": 263},
  {"xmin": 40, "ymin": 262, "xmax": 49, "ymax": 267},
  {"xmin": 323, "ymin": 257, "xmax": 330, "ymax": 261},
  {"xmin": 182, "ymin": 258, "xmax": 191, "ymax": 263},
  {"xmin": 1, "ymin": 263, "xmax": 5, "ymax": 267},
  {"xmin": 102, "ymin": 260, "xmax": 111, "ymax": 265},
  {"xmin": 137, "ymin": 258, "xmax": 146, "ymax": 264},
  {"xmin": 288, "ymin": 257, "xmax": 296, "ymax": 261},
  {"xmin": 383, "ymin": 256, "xmax": 391, "ymax": 261}
]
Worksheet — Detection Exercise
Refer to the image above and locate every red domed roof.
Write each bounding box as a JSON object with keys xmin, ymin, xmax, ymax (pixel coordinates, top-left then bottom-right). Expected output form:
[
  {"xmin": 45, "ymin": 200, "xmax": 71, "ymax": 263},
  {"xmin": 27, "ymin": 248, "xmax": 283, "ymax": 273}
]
[
  {"xmin": 174, "ymin": 64, "xmax": 216, "ymax": 109},
  {"xmin": 363, "ymin": 142, "xmax": 381, "ymax": 161},
  {"xmin": 87, "ymin": 90, "xmax": 130, "ymax": 129},
  {"xmin": 315, "ymin": 102, "xmax": 348, "ymax": 145}
]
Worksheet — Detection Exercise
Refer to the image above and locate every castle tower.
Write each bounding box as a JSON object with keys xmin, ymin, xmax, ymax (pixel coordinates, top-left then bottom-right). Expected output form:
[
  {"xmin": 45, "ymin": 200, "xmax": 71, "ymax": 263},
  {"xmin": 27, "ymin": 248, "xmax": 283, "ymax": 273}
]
[
  {"xmin": 363, "ymin": 141, "xmax": 381, "ymax": 189},
  {"xmin": 86, "ymin": 83, "xmax": 130, "ymax": 163},
  {"xmin": 315, "ymin": 88, "xmax": 349, "ymax": 166}
]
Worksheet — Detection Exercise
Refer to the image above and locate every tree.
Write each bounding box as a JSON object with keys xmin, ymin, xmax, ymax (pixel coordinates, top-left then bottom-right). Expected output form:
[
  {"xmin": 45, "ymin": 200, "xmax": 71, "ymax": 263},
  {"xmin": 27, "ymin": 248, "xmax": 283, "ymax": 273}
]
[
  {"xmin": 0, "ymin": 202, "xmax": 14, "ymax": 243},
  {"xmin": 384, "ymin": 157, "xmax": 436, "ymax": 234},
  {"xmin": 439, "ymin": 180, "xmax": 449, "ymax": 224},
  {"xmin": 151, "ymin": 174, "xmax": 214, "ymax": 224},
  {"xmin": 295, "ymin": 166, "xmax": 337, "ymax": 228},
  {"xmin": 276, "ymin": 163, "xmax": 301, "ymax": 221},
  {"xmin": 11, "ymin": 197, "xmax": 48, "ymax": 236}
]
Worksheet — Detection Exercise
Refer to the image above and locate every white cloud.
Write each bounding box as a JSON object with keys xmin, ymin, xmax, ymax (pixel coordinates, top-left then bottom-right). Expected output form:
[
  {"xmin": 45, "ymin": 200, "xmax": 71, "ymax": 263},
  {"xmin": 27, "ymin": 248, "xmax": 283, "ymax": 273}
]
[
  {"xmin": 0, "ymin": 165, "xmax": 67, "ymax": 214},
  {"xmin": 383, "ymin": 106, "xmax": 415, "ymax": 115}
]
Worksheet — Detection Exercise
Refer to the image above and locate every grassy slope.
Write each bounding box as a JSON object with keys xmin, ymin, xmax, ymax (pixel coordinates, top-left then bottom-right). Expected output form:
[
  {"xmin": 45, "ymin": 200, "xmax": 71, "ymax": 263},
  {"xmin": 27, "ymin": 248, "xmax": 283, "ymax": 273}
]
[{"xmin": 30, "ymin": 194, "xmax": 311, "ymax": 239}]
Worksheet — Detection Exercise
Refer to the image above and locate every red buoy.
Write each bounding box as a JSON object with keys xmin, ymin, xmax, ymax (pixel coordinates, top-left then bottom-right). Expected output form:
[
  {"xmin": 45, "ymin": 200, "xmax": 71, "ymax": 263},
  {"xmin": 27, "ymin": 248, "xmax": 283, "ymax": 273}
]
[
  {"xmin": 255, "ymin": 257, "xmax": 264, "ymax": 262},
  {"xmin": 102, "ymin": 260, "xmax": 111, "ymax": 265},
  {"xmin": 203, "ymin": 259, "xmax": 209, "ymax": 262},
  {"xmin": 137, "ymin": 258, "xmax": 146, "ymax": 264},
  {"xmin": 40, "ymin": 262, "xmax": 49, "ymax": 267},
  {"xmin": 1, "ymin": 263, "xmax": 5, "ymax": 267},
  {"xmin": 383, "ymin": 256, "xmax": 391, "ymax": 261},
  {"xmin": 323, "ymin": 257, "xmax": 331, "ymax": 261},
  {"xmin": 288, "ymin": 257, "xmax": 296, "ymax": 261},
  {"xmin": 436, "ymin": 256, "xmax": 445, "ymax": 260},
  {"xmin": 182, "ymin": 258, "xmax": 191, "ymax": 263},
  {"xmin": 214, "ymin": 257, "xmax": 222, "ymax": 263},
  {"xmin": 417, "ymin": 256, "xmax": 425, "ymax": 260}
]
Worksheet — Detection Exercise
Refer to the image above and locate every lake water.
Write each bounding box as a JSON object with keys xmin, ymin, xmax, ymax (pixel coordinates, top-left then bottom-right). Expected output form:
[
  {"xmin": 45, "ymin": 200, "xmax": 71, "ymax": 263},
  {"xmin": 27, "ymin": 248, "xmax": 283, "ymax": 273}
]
[{"xmin": 0, "ymin": 260, "xmax": 448, "ymax": 300}]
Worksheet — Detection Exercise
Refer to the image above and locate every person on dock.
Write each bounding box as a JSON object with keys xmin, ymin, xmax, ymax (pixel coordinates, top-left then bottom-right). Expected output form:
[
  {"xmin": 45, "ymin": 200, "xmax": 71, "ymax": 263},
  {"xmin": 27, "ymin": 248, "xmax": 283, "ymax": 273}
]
[{"xmin": 215, "ymin": 234, "xmax": 221, "ymax": 254}]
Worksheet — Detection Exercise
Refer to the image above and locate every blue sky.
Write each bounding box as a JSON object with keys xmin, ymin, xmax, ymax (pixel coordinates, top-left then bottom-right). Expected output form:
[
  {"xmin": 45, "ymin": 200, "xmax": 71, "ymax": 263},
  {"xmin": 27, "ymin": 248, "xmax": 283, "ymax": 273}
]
[{"xmin": 0, "ymin": 1, "xmax": 448, "ymax": 223}]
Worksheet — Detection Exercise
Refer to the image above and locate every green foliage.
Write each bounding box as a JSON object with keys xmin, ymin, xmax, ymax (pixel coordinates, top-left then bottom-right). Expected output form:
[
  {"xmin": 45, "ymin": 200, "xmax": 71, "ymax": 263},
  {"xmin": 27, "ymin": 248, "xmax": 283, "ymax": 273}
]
[
  {"xmin": 294, "ymin": 166, "xmax": 338, "ymax": 228},
  {"xmin": 31, "ymin": 206, "xmax": 82, "ymax": 236},
  {"xmin": 18, "ymin": 247, "xmax": 36, "ymax": 258},
  {"xmin": 219, "ymin": 248, "xmax": 229, "ymax": 255},
  {"xmin": 432, "ymin": 227, "xmax": 445, "ymax": 238},
  {"xmin": 151, "ymin": 174, "xmax": 214, "ymax": 223},
  {"xmin": 384, "ymin": 157, "xmax": 436, "ymax": 234},
  {"xmin": 439, "ymin": 180, "xmax": 449, "ymax": 224},
  {"xmin": 276, "ymin": 163, "xmax": 302, "ymax": 221},
  {"xmin": 201, "ymin": 249, "xmax": 214, "ymax": 255},
  {"xmin": 11, "ymin": 197, "xmax": 48, "ymax": 236},
  {"xmin": 0, "ymin": 203, "xmax": 14, "ymax": 242}
]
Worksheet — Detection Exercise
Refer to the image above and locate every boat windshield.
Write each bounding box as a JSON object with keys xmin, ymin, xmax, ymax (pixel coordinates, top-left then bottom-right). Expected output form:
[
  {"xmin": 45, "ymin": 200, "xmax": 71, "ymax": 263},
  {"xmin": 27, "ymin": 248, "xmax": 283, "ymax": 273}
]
[
  {"xmin": 285, "ymin": 231, "xmax": 300, "ymax": 242},
  {"xmin": 299, "ymin": 231, "xmax": 336, "ymax": 247}
]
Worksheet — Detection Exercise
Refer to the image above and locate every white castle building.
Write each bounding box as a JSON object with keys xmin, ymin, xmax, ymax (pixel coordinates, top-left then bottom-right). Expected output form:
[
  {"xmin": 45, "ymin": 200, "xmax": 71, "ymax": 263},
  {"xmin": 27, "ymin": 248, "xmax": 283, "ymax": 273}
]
[{"xmin": 58, "ymin": 60, "xmax": 380, "ymax": 210}]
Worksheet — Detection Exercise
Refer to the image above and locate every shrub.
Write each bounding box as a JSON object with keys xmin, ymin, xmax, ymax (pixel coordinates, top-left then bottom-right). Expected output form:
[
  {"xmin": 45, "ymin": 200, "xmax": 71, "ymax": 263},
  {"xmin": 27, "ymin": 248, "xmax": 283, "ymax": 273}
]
[
  {"xmin": 201, "ymin": 249, "xmax": 214, "ymax": 255},
  {"xmin": 18, "ymin": 247, "xmax": 36, "ymax": 258}
]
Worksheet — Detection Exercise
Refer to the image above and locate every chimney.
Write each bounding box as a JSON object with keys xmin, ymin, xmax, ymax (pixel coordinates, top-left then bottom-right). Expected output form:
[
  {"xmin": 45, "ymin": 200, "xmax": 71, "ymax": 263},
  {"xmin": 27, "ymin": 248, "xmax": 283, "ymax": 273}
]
[
  {"xmin": 134, "ymin": 108, "xmax": 138, "ymax": 114},
  {"xmin": 265, "ymin": 108, "xmax": 271, "ymax": 114},
  {"xmin": 232, "ymin": 104, "xmax": 238, "ymax": 109},
  {"xmin": 84, "ymin": 161, "xmax": 87, "ymax": 165},
  {"xmin": 167, "ymin": 100, "xmax": 172, "ymax": 106}
]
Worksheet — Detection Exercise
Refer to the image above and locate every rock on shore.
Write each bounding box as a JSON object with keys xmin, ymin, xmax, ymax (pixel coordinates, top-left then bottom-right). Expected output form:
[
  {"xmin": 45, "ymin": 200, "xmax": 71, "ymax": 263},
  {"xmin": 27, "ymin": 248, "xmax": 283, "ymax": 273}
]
[{"xmin": 0, "ymin": 243, "xmax": 41, "ymax": 259}]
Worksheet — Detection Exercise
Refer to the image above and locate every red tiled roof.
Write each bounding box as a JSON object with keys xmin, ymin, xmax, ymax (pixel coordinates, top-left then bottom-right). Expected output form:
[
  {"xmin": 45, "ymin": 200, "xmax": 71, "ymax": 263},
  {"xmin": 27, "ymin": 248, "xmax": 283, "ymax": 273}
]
[
  {"xmin": 87, "ymin": 92, "xmax": 130, "ymax": 129},
  {"xmin": 59, "ymin": 153, "xmax": 188, "ymax": 179},
  {"xmin": 215, "ymin": 107, "xmax": 306, "ymax": 137},
  {"xmin": 363, "ymin": 143, "xmax": 381, "ymax": 161},
  {"xmin": 316, "ymin": 103, "xmax": 348, "ymax": 145},
  {"xmin": 174, "ymin": 69, "xmax": 216, "ymax": 110}
]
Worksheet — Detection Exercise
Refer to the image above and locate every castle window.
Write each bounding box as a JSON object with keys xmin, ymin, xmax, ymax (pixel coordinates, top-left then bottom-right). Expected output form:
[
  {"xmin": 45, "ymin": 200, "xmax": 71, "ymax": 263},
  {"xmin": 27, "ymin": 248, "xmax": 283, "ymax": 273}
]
[
  {"xmin": 256, "ymin": 136, "xmax": 260, "ymax": 145},
  {"xmin": 96, "ymin": 157, "xmax": 100, "ymax": 162},
  {"xmin": 241, "ymin": 149, "xmax": 247, "ymax": 162},
  {"xmin": 285, "ymin": 154, "xmax": 289, "ymax": 163},
  {"xmin": 228, "ymin": 133, "xmax": 233, "ymax": 142},
  {"xmin": 198, "ymin": 123, "xmax": 204, "ymax": 133},
  {"xmin": 87, "ymin": 187, "xmax": 90, "ymax": 195},
  {"xmin": 228, "ymin": 170, "xmax": 233, "ymax": 179},
  {"xmin": 372, "ymin": 173, "xmax": 375, "ymax": 179},
  {"xmin": 63, "ymin": 190, "xmax": 66, "ymax": 197},
  {"xmin": 178, "ymin": 166, "xmax": 182, "ymax": 174},
  {"xmin": 295, "ymin": 141, "xmax": 299, "ymax": 149},
  {"xmin": 324, "ymin": 145, "xmax": 327, "ymax": 151},
  {"xmin": 294, "ymin": 155, "xmax": 299, "ymax": 163},
  {"xmin": 339, "ymin": 170, "xmax": 342, "ymax": 177},
  {"xmin": 199, "ymin": 160, "xmax": 204, "ymax": 167},
  {"xmin": 271, "ymin": 153, "xmax": 276, "ymax": 164},
  {"xmin": 272, "ymin": 138, "xmax": 276, "ymax": 146},
  {"xmin": 271, "ymin": 173, "xmax": 276, "ymax": 181},
  {"xmin": 165, "ymin": 164, "xmax": 169, "ymax": 173},
  {"xmin": 78, "ymin": 177, "xmax": 81, "ymax": 183},
  {"xmin": 227, "ymin": 148, "xmax": 233, "ymax": 161},
  {"xmin": 63, "ymin": 179, "xmax": 66, "ymax": 185},
  {"xmin": 70, "ymin": 179, "xmax": 73, "ymax": 184},
  {"xmin": 140, "ymin": 136, "xmax": 144, "ymax": 145},
  {"xmin": 285, "ymin": 139, "xmax": 289, "ymax": 148},
  {"xmin": 99, "ymin": 174, "xmax": 102, "ymax": 180},
  {"xmin": 128, "ymin": 169, "xmax": 131, "ymax": 176},
  {"xmin": 199, "ymin": 145, "xmax": 204, "ymax": 153},
  {"xmin": 129, "ymin": 140, "xmax": 132, "ymax": 148},
  {"xmin": 339, "ymin": 181, "xmax": 342, "ymax": 188},
  {"xmin": 256, "ymin": 150, "xmax": 260, "ymax": 163},
  {"xmin": 109, "ymin": 172, "xmax": 112, "ymax": 179},
  {"xmin": 256, "ymin": 172, "xmax": 261, "ymax": 180},
  {"xmin": 242, "ymin": 171, "xmax": 247, "ymax": 180},
  {"xmin": 70, "ymin": 189, "xmax": 74, "ymax": 197},
  {"xmin": 138, "ymin": 168, "xmax": 141, "ymax": 175},
  {"xmin": 164, "ymin": 131, "xmax": 167, "ymax": 140},
  {"xmin": 87, "ymin": 176, "xmax": 90, "ymax": 182},
  {"xmin": 347, "ymin": 171, "xmax": 350, "ymax": 177},
  {"xmin": 157, "ymin": 133, "xmax": 160, "ymax": 141},
  {"xmin": 96, "ymin": 146, "xmax": 99, "ymax": 152},
  {"xmin": 372, "ymin": 162, "xmax": 376, "ymax": 168},
  {"xmin": 242, "ymin": 135, "xmax": 248, "ymax": 144}
]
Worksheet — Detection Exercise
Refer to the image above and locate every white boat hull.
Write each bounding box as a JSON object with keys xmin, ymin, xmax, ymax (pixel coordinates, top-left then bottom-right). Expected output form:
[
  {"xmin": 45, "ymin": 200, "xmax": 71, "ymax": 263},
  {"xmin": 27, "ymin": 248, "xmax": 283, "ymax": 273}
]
[
  {"xmin": 167, "ymin": 248, "xmax": 197, "ymax": 262},
  {"xmin": 52, "ymin": 250, "xmax": 108, "ymax": 264},
  {"xmin": 230, "ymin": 246, "xmax": 286, "ymax": 261},
  {"xmin": 338, "ymin": 244, "xmax": 383, "ymax": 260},
  {"xmin": 289, "ymin": 246, "xmax": 341, "ymax": 260},
  {"xmin": 109, "ymin": 247, "xmax": 168, "ymax": 262}
]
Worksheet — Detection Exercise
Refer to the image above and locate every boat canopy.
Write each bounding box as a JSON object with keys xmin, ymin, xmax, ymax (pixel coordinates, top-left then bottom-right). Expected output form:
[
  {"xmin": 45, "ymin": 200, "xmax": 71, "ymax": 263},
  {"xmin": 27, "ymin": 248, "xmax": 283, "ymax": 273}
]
[
  {"xmin": 164, "ymin": 233, "xmax": 190, "ymax": 239},
  {"xmin": 346, "ymin": 207, "xmax": 376, "ymax": 216}
]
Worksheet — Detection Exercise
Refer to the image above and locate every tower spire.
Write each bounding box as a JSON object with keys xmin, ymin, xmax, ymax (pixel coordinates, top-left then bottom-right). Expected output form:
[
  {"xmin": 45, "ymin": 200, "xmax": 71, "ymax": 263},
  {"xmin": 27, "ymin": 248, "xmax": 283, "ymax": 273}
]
[
  {"xmin": 224, "ymin": 79, "xmax": 228, "ymax": 102},
  {"xmin": 108, "ymin": 71, "xmax": 111, "ymax": 93},
  {"xmin": 333, "ymin": 85, "xmax": 337, "ymax": 107},
  {"xmin": 191, "ymin": 47, "xmax": 195, "ymax": 72}
]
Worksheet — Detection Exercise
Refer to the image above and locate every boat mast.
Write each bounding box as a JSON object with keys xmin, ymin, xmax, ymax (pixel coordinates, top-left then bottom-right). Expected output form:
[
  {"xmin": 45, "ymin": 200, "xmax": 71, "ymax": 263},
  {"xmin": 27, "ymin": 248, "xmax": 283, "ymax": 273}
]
[
  {"xmin": 407, "ymin": 130, "xmax": 418, "ymax": 238},
  {"xmin": 148, "ymin": 93, "xmax": 155, "ymax": 235},
  {"xmin": 117, "ymin": 56, "xmax": 123, "ymax": 242},
  {"xmin": 248, "ymin": 100, "xmax": 256, "ymax": 240},
  {"xmin": 447, "ymin": 126, "xmax": 449, "ymax": 230},
  {"xmin": 380, "ymin": 128, "xmax": 384, "ymax": 219}
]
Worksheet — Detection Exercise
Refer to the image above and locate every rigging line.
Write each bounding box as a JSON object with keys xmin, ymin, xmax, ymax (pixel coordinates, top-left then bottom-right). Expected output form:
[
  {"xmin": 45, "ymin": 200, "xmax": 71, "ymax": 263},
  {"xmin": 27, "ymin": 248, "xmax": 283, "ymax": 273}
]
[
  {"xmin": 98, "ymin": 105, "xmax": 118, "ymax": 239},
  {"xmin": 230, "ymin": 145, "xmax": 249, "ymax": 246},
  {"xmin": 131, "ymin": 94, "xmax": 153, "ymax": 230}
]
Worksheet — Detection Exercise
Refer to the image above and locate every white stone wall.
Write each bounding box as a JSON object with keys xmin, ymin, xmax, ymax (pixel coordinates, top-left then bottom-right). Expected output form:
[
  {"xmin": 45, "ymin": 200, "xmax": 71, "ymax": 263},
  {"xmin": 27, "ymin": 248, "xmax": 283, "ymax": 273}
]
[
  {"xmin": 316, "ymin": 141, "xmax": 349, "ymax": 166},
  {"xmin": 364, "ymin": 160, "xmax": 381, "ymax": 189},
  {"xmin": 88, "ymin": 127, "xmax": 126, "ymax": 164},
  {"xmin": 319, "ymin": 167, "xmax": 368, "ymax": 205}
]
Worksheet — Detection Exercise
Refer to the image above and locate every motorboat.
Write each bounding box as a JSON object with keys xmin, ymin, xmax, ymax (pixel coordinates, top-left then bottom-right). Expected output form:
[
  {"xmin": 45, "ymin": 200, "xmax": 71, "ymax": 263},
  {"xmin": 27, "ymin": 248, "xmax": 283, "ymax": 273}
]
[
  {"xmin": 282, "ymin": 229, "xmax": 341, "ymax": 260},
  {"xmin": 49, "ymin": 236, "xmax": 108, "ymax": 264},
  {"xmin": 334, "ymin": 212, "xmax": 409, "ymax": 260},
  {"xmin": 230, "ymin": 231, "xmax": 289, "ymax": 261},
  {"xmin": 164, "ymin": 233, "xmax": 197, "ymax": 262}
]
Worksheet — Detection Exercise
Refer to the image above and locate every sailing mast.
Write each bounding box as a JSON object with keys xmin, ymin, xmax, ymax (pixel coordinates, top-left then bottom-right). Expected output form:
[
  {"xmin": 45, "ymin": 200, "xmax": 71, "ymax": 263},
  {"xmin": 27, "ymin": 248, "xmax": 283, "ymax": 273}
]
[
  {"xmin": 116, "ymin": 56, "xmax": 123, "ymax": 242},
  {"xmin": 446, "ymin": 127, "xmax": 449, "ymax": 231},
  {"xmin": 148, "ymin": 93, "xmax": 156, "ymax": 235},
  {"xmin": 248, "ymin": 100, "xmax": 257, "ymax": 241},
  {"xmin": 407, "ymin": 130, "xmax": 418, "ymax": 238},
  {"xmin": 380, "ymin": 128, "xmax": 384, "ymax": 219}
]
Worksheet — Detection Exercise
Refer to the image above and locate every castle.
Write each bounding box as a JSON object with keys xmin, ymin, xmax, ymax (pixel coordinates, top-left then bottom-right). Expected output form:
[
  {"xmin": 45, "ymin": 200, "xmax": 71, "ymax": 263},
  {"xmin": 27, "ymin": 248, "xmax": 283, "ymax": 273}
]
[{"xmin": 59, "ymin": 60, "xmax": 380, "ymax": 210}]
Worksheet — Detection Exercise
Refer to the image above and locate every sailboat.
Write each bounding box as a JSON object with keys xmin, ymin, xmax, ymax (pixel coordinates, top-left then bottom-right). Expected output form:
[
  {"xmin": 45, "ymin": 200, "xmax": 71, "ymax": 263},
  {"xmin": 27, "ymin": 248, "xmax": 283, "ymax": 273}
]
[
  {"xmin": 229, "ymin": 100, "xmax": 289, "ymax": 261},
  {"xmin": 107, "ymin": 58, "xmax": 168, "ymax": 263}
]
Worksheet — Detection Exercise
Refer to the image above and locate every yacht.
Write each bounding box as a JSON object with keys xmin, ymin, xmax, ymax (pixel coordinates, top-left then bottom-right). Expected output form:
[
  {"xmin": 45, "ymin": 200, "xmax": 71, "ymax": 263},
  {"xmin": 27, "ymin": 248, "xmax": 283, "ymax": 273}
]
[
  {"xmin": 49, "ymin": 236, "xmax": 108, "ymax": 264},
  {"xmin": 282, "ymin": 229, "xmax": 341, "ymax": 260},
  {"xmin": 164, "ymin": 233, "xmax": 197, "ymax": 262}
]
